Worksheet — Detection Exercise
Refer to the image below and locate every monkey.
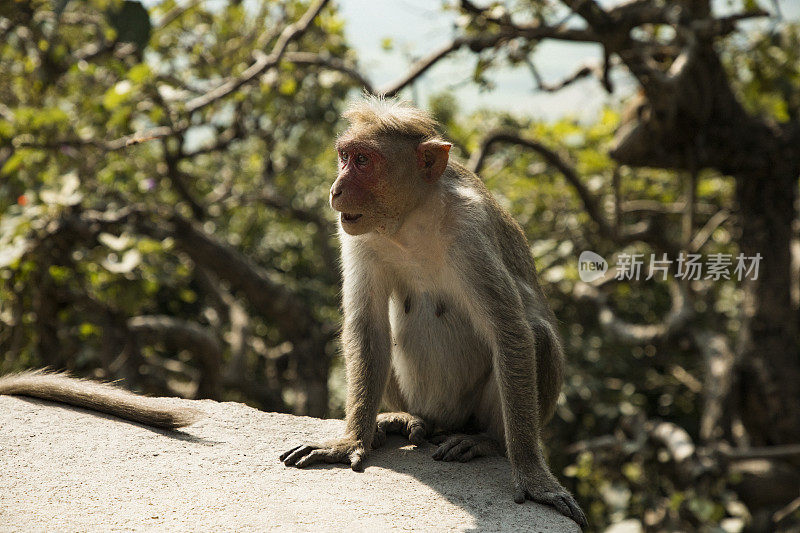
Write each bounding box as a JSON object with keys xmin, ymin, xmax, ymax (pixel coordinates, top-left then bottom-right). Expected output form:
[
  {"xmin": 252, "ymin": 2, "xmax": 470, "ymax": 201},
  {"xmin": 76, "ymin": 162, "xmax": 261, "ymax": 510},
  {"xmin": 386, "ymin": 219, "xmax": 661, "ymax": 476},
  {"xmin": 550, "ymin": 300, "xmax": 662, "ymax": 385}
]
[
  {"xmin": 280, "ymin": 97, "xmax": 587, "ymax": 528},
  {"xmin": 0, "ymin": 369, "xmax": 199, "ymax": 429}
]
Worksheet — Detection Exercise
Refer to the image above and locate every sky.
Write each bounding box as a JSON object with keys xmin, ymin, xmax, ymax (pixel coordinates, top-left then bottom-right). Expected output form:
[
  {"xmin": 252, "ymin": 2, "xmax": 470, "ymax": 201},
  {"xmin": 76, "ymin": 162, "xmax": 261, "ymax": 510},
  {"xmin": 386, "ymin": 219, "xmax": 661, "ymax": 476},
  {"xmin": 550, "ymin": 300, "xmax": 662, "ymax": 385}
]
[
  {"xmin": 337, "ymin": 0, "xmax": 800, "ymax": 121},
  {"xmin": 150, "ymin": 0, "xmax": 800, "ymax": 130}
]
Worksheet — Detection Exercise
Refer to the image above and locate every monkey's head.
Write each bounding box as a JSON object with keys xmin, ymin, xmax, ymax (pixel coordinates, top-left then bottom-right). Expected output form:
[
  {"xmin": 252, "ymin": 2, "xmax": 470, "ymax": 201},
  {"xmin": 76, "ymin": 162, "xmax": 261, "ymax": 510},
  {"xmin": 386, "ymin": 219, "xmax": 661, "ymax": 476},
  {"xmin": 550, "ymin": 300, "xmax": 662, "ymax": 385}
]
[{"xmin": 330, "ymin": 98, "xmax": 452, "ymax": 236}]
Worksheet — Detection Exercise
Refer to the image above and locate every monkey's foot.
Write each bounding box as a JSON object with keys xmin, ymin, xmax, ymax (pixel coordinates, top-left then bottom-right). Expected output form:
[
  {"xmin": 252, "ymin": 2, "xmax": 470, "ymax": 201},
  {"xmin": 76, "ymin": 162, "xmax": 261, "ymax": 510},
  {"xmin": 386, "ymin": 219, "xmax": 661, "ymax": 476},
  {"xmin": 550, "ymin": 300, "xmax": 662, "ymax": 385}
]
[
  {"xmin": 513, "ymin": 473, "xmax": 588, "ymax": 529},
  {"xmin": 431, "ymin": 433, "xmax": 502, "ymax": 462},
  {"xmin": 280, "ymin": 437, "xmax": 368, "ymax": 471},
  {"xmin": 373, "ymin": 412, "xmax": 427, "ymax": 449}
]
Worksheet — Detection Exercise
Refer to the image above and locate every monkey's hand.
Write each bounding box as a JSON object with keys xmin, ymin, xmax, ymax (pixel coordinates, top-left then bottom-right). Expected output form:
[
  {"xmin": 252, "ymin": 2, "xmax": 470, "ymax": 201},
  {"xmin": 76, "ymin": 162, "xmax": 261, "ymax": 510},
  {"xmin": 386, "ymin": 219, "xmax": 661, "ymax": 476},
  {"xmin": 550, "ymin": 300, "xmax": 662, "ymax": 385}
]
[
  {"xmin": 512, "ymin": 467, "xmax": 588, "ymax": 529},
  {"xmin": 373, "ymin": 412, "xmax": 427, "ymax": 449},
  {"xmin": 280, "ymin": 438, "xmax": 368, "ymax": 472}
]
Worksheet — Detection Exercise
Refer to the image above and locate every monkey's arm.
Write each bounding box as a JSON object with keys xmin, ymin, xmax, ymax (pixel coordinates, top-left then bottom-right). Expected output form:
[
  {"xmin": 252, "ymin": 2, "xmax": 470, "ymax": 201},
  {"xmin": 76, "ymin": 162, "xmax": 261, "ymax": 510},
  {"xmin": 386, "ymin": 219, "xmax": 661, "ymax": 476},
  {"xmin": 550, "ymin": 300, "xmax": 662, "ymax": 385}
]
[
  {"xmin": 281, "ymin": 248, "xmax": 392, "ymax": 471},
  {"xmin": 0, "ymin": 369, "xmax": 200, "ymax": 429},
  {"xmin": 341, "ymin": 299, "xmax": 393, "ymax": 446}
]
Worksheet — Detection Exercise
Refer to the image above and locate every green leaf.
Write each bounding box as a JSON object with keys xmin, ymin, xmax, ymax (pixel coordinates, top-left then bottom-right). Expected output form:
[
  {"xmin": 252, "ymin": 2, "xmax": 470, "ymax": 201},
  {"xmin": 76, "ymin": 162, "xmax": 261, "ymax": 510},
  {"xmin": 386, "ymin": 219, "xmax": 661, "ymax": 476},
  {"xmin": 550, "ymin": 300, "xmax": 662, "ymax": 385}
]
[
  {"xmin": 48, "ymin": 265, "xmax": 71, "ymax": 282},
  {"xmin": 279, "ymin": 78, "xmax": 297, "ymax": 96},
  {"xmin": 179, "ymin": 288, "xmax": 197, "ymax": 303},
  {"xmin": 1, "ymin": 151, "xmax": 25, "ymax": 175},
  {"xmin": 78, "ymin": 322, "xmax": 100, "ymax": 339},
  {"xmin": 127, "ymin": 63, "xmax": 152, "ymax": 83},
  {"xmin": 102, "ymin": 80, "xmax": 133, "ymax": 110}
]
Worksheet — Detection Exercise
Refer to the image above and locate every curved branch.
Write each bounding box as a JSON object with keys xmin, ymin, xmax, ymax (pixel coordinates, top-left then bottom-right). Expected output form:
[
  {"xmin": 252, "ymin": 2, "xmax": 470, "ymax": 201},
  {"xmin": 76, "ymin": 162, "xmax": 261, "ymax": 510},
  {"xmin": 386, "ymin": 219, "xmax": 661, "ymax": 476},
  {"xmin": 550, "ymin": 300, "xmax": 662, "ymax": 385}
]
[
  {"xmin": 470, "ymin": 130, "xmax": 615, "ymax": 239},
  {"xmin": 185, "ymin": 0, "xmax": 330, "ymax": 113},
  {"xmin": 528, "ymin": 62, "xmax": 593, "ymax": 93},
  {"xmin": 379, "ymin": 38, "xmax": 472, "ymax": 97},
  {"xmin": 574, "ymin": 280, "xmax": 694, "ymax": 344},
  {"xmin": 13, "ymin": 126, "xmax": 179, "ymax": 151},
  {"xmin": 42, "ymin": 206, "xmax": 321, "ymax": 344},
  {"xmin": 373, "ymin": 25, "xmax": 600, "ymax": 97},
  {"xmin": 470, "ymin": 130, "xmax": 682, "ymax": 253},
  {"xmin": 159, "ymin": 212, "xmax": 319, "ymax": 340},
  {"xmin": 283, "ymin": 52, "xmax": 375, "ymax": 93},
  {"xmin": 690, "ymin": 209, "xmax": 731, "ymax": 252},
  {"xmin": 127, "ymin": 315, "xmax": 221, "ymax": 358},
  {"xmin": 128, "ymin": 315, "xmax": 222, "ymax": 398}
]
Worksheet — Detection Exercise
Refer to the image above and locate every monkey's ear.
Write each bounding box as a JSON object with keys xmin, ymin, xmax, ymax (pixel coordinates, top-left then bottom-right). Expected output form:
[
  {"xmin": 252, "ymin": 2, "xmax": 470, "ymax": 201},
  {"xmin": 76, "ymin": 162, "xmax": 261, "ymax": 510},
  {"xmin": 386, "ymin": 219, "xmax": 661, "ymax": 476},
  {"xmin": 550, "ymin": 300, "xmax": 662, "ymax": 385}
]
[{"xmin": 416, "ymin": 140, "xmax": 452, "ymax": 183}]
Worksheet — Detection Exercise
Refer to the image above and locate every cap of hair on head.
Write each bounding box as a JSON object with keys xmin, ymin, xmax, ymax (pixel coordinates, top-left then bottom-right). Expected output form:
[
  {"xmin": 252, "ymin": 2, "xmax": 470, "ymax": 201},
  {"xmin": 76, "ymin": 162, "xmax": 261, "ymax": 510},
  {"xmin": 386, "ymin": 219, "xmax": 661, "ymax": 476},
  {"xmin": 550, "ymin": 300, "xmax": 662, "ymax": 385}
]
[{"xmin": 342, "ymin": 95, "xmax": 439, "ymax": 140}]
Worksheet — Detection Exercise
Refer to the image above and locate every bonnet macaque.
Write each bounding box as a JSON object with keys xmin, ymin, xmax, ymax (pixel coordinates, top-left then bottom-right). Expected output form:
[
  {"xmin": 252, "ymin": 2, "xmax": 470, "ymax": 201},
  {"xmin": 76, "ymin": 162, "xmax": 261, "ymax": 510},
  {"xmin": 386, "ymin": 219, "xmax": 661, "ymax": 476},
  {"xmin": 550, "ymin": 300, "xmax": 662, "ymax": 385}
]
[{"xmin": 281, "ymin": 98, "xmax": 586, "ymax": 527}]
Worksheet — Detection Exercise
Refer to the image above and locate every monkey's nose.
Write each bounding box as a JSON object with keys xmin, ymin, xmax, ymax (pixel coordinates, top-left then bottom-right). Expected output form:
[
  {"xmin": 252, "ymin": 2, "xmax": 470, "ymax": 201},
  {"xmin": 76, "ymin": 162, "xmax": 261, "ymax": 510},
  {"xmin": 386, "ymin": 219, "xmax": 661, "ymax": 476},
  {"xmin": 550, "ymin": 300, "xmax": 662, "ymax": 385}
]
[{"xmin": 331, "ymin": 188, "xmax": 342, "ymax": 199}]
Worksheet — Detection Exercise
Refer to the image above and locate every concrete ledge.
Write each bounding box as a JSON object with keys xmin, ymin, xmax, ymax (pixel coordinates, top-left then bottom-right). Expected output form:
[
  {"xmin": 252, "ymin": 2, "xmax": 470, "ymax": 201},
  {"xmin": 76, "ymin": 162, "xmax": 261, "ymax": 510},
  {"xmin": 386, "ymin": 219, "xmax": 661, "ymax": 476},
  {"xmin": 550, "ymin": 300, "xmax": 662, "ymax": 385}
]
[{"xmin": 0, "ymin": 396, "xmax": 580, "ymax": 532}]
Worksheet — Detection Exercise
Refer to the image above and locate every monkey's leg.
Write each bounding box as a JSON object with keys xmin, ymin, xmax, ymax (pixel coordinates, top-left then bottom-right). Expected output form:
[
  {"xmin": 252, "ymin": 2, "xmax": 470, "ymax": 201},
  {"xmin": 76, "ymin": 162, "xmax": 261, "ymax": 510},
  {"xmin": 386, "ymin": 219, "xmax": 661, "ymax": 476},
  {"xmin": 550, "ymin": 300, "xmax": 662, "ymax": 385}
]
[
  {"xmin": 373, "ymin": 412, "xmax": 427, "ymax": 449},
  {"xmin": 431, "ymin": 433, "xmax": 502, "ymax": 462}
]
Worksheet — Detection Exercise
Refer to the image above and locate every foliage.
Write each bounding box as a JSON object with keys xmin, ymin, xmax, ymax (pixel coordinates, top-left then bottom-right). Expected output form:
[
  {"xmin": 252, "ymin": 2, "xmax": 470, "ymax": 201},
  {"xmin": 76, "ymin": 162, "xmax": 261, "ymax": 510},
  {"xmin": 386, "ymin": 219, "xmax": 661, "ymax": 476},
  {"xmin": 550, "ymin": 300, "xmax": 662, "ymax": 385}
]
[
  {"xmin": 724, "ymin": 21, "xmax": 800, "ymax": 122},
  {"xmin": 0, "ymin": 0, "xmax": 353, "ymax": 411}
]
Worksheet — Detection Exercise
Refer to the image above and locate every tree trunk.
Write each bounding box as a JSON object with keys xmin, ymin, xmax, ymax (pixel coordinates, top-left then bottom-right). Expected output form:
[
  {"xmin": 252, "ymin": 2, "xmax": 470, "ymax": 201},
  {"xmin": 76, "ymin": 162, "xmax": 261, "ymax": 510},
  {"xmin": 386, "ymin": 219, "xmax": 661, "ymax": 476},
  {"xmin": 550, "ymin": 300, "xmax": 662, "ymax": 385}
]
[
  {"xmin": 608, "ymin": 39, "xmax": 800, "ymax": 445},
  {"xmin": 734, "ymin": 167, "xmax": 800, "ymax": 445},
  {"xmin": 294, "ymin": 338, "xmax": 330, "ymax": 418}
]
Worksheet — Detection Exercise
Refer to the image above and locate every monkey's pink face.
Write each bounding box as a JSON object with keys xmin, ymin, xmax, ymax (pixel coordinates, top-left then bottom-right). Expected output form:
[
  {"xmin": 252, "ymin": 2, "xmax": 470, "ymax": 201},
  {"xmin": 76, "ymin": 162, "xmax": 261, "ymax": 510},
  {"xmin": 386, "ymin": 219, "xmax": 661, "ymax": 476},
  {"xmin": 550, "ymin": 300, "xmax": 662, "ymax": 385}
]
[{"xmin": 330, "ymin": 141, "xmax": 394, "ymax": 236}]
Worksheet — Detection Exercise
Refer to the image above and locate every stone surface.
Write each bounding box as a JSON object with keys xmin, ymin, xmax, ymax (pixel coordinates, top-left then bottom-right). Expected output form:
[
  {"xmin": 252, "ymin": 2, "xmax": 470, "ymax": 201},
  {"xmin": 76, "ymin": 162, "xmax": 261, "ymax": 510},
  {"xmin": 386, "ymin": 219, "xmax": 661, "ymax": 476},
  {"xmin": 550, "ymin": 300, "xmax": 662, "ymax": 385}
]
[{"xmin": 0, "ymin": 395, "xmax": 581, "ymax": 532}]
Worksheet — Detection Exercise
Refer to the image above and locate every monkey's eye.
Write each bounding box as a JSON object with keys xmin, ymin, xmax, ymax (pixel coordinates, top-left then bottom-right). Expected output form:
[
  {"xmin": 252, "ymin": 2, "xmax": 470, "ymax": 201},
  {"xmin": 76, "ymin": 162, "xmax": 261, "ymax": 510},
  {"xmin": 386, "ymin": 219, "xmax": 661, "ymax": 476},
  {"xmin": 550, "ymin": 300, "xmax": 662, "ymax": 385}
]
[
  {"xmin": 339, "ymin": 151, "xmax": 349, "ymax": 165},
  {"xmin": 355, "ymin": 153, "xmax": 368, "ymax": 166}
]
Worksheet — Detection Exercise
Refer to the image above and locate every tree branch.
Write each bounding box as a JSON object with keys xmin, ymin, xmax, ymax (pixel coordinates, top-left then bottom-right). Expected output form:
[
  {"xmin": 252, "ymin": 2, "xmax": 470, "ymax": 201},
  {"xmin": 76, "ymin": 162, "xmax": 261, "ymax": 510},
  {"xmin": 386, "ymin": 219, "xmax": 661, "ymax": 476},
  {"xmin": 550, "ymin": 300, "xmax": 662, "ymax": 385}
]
[
  {"xmin": 527, "ymin": 60, "xmax": 600, "ymax": 93},
  {"xmin": 469, "ymin": 129, "xmax": 616, "ymax": 239},
  {"xmin": 184, "ymin": 0, "xmax": 330, "ymax": 113},
  {"xmin": 13, "ymin": 126, "xmax": 179, "ymax": 151},
  {"xmin": 127, "ymin": 315, "xmax": 222, "ymax": 398},
  {"xmin": 574, "ymin": 280, "xmax": 694, "ymax": 344},
  {"xmin": 159, "ymin": 211, "xmax": 319, "ymax": 340},
  {"xmin": 14, "ymin": 0, "xmax": 332, "ymax": 153},
  {"xmin": 163, "ymin": 141, "xmax": 207, "ymax": 220},
  {"xmin": 690, "ymin": 209, "xmax": 731, "ymax": 252},
  {"xmin": 40, "ymin": 206, "xmax": 321, "ymax": 345},
  {"xmin": 283, "ymin": 52, "xmax": 375, "ymax": 93},
  {"xmin": 374, "ymin": 26, "xmax": 600, "ymax": 97},
  {"xmin": 692, "ymin": 329, "xmax": 736, "ymax": 443}
]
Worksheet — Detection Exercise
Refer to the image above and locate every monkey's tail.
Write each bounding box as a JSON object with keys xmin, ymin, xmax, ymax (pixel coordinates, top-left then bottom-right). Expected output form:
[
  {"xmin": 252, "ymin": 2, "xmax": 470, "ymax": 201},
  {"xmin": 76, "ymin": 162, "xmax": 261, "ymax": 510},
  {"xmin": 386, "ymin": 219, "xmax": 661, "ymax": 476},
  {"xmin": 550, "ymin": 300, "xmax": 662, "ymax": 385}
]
[{"xmin": 0, "ymin": 369, "xmax": 201, "ymax": 429}]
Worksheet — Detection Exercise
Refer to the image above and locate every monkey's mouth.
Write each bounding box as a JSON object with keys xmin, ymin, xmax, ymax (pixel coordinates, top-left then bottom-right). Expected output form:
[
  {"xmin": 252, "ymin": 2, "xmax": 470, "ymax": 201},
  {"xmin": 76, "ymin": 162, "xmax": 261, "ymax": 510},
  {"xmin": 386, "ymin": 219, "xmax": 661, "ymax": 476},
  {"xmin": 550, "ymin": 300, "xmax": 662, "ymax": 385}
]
[{"xmin": 341, "ymin": 212, "xmax": 363, "ymax": 224}]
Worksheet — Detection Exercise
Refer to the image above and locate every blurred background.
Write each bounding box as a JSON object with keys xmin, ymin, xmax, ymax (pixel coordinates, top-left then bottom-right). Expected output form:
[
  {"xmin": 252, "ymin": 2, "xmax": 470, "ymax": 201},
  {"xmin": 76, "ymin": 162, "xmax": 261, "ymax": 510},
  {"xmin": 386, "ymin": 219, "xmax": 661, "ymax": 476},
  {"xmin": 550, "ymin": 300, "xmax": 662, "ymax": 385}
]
[{"xmin": 1, "ymin": 0, "xmax": 799, "ymax": 531}]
